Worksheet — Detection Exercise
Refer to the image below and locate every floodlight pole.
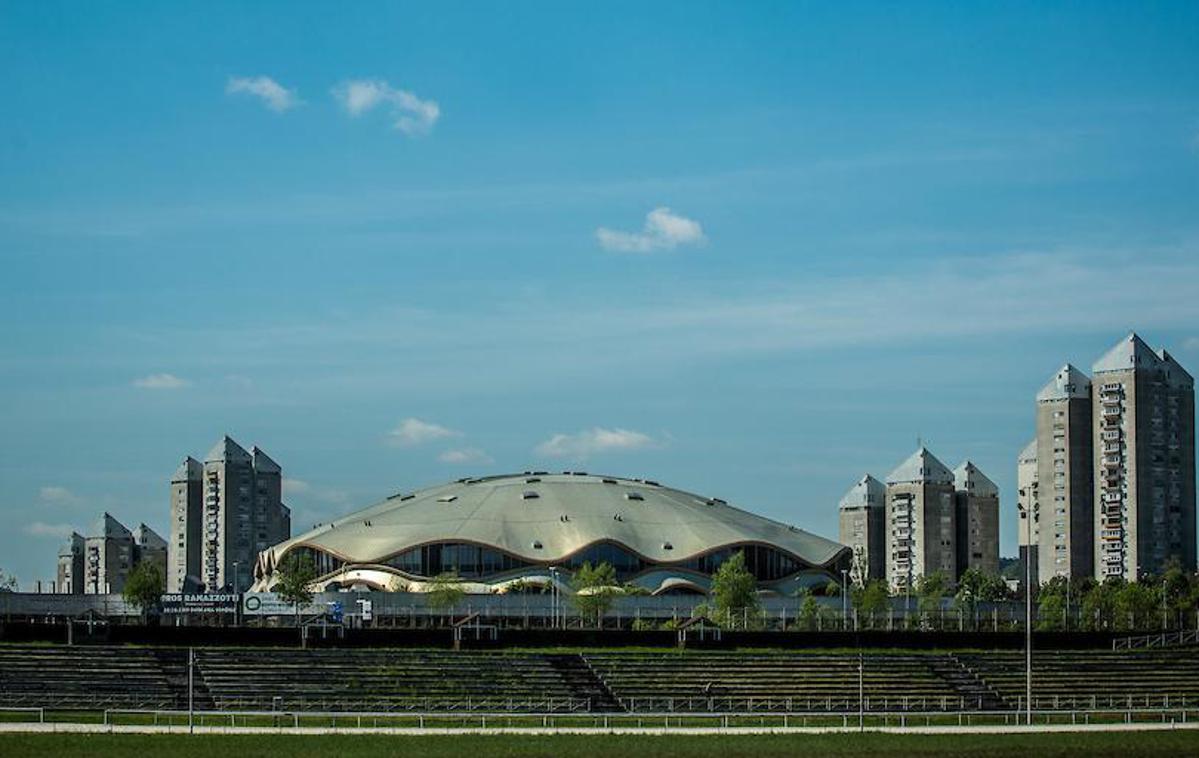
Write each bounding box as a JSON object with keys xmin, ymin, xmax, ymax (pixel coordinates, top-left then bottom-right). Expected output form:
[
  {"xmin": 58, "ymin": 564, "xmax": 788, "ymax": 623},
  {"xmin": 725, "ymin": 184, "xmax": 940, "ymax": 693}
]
[
  {"xmin": 1018, "ymin": 503, "xmax": 1032, "ymax": 726},
  {"xmin": 188, "ymin": 646, "xmax": 194, "ymax": 734}
]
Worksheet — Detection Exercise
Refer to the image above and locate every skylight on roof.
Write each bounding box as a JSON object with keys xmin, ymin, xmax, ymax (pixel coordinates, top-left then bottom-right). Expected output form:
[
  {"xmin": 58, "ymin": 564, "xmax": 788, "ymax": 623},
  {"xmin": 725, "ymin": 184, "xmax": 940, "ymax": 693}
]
[
  {"xmin": 624, "ymin": 492, "xmax": 644, "ymax": 501},
  {"xmin": 437, "ymin": 495, "xmax": 457, "ymax": 503},
  {"xmin": 522, "ymin": 491, "xmax": 539, "ymax": 500}
]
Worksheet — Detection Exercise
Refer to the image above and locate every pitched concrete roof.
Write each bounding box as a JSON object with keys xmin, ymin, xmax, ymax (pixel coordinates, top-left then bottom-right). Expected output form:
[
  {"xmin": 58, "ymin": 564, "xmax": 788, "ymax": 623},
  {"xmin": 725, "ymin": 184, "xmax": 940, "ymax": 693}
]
[
  {"xmin": 171, "ymin": 456, "xmax": 202, "ymax": 483},
  {"xmin": 266, "ymin": 472, "xmax": 848, "ymax": 571},
  {"xmin": 1036, "ymin": 364, "xmax": 1091, "ymax": 402},
  {"xmin": 205, "ymin": 435, "xmax": 252, "ymax": 464},
  {"xmin": 132, "ymin": 523, "xmax": 167, "ymax": 549},
  {"xmin": 89, "ymin": 512, "xmax": 131, "ymax": 540},
  {"xmin": 954, "ymin": 461, "xmax": 999, "ymax": 498},
  {"xmin": 252, "ymin": 446, "xmax": 281, "ymax": 474},
  {"xmin": 1157, "ymin": 349, "xmax": 1194, "ymax": 388},
  {"xmin": 839, "ymin": 474, "xmax": 885, "ymax": 510},
  {"xmin": 885, "ymin": 447, "xmax": 954, "ymax": 485},
  {"xmin": 1092, "ymin": 332, "xmax": 1161, "ymax": 374}
]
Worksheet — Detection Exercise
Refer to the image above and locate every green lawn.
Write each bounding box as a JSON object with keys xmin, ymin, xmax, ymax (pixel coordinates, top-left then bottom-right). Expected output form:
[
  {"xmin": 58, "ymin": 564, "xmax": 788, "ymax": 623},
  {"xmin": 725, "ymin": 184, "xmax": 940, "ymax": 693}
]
[{"xmin": 0, "ymin": 732, "xmax": 1197, "ymax": 757}]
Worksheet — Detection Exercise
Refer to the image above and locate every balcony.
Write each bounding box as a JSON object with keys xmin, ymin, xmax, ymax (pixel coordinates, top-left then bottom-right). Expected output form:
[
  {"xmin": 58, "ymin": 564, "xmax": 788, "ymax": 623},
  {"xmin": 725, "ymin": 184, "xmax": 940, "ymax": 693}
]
[{"xmin": 1102, "ymin": 406, "xmax": 1122, "ymax": 417}]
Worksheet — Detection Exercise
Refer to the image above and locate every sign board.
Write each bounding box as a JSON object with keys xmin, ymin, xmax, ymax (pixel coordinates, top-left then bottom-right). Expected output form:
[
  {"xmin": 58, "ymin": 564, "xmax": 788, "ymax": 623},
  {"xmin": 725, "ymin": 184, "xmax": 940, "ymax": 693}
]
[
  {"xmin": 242, "ymin": 592, "xmax": 323, "ymax": 616},
  {"xmin": 358, "ymin": 599, "xmax": 373, "ymax": 622},
  {"xmin": 160, "ymin": 593, "xmax": 240, "ymax": 615}
]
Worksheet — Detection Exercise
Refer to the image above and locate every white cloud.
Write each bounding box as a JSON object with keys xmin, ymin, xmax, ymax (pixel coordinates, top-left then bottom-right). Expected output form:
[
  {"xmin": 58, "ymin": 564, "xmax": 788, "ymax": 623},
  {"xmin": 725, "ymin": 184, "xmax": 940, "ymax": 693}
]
[
  {"xmin": 596, "ymin": 207, "xmax": 706, "ymax": 253},
  {"xmin": 387, "ymin": 417, "xmax": 459, "ymax": 447},
  {"xmin": 535, "ymin": 427, "xmax": 659, "ymax": 460},
  {"xmin": 39, "ymin": 486, "xmax": 79, "ymax": 506},
  {"xmin": 226, "ymin": 76, "xmax": 301, "ymax": 112},
  {"xmin": 23, "ymin": 522, "xmax": 76, "ymax": 539},
  {"xmin": 332, "ymin": 79, "xmax": 440, "ymax": 135},
  {"xmin": 1182, "ymin": 337, "xmax": 1199, "ymax": 352},
  {"xmin": 133, "ymin": 373, "xmax": 190, "ymax": 390},
  {"xmin": 282, "ymin": 478, "xmax": 311, "ymax": 495},
  {"xmin": 438, "ymin": 448, "xmax": 494, "ymax": 465}
]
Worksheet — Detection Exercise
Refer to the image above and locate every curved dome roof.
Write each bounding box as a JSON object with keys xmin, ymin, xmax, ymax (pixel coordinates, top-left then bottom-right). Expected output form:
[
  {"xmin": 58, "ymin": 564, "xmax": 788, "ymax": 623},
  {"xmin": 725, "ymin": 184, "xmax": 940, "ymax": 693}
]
[{"xmin": 260, "ymin": 472, "xmax": 847, "ymax": 575}]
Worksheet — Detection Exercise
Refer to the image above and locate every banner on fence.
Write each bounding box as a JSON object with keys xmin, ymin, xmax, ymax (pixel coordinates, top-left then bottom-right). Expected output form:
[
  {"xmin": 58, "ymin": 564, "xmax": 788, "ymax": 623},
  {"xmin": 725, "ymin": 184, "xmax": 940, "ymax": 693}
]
[
  {"xmin": 160, "ymin": 593, "xmax": 240, "ymax": 614},
  {"xmin": 241, "ymin": 592, "xmax": 323, "ymax": 616}
]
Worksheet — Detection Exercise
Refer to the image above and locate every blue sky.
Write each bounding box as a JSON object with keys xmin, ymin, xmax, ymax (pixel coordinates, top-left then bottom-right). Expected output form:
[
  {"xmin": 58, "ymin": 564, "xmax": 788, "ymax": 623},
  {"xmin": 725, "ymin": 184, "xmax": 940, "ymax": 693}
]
[{"xmin": 2, "ymin": 2, "xmax": 1198, "ymax": 587}]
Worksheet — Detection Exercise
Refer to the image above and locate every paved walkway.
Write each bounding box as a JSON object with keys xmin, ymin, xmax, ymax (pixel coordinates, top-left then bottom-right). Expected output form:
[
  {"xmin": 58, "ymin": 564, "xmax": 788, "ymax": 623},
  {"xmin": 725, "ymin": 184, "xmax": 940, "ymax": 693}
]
[{"xmin": 2, "ymin": 721, "xmax": 1196, "ymax": 736}]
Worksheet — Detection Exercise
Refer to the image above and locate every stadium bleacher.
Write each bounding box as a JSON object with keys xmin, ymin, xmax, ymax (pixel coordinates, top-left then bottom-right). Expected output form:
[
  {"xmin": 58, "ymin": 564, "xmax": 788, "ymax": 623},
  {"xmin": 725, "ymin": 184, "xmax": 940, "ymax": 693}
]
[{"xmin": 1, "ymin": 645, "xmax": 1197, "ymax": 713}]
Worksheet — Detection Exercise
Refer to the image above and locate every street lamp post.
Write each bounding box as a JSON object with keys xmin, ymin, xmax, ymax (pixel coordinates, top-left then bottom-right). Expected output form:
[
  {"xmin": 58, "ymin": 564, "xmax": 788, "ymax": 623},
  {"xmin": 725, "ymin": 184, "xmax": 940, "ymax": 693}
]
[
  {"xmin": 548, "ymin": 566, "xmax": 559, "ymax": 630},
  {"xmin": 841, "ymin": 569, "xmax": 849, "ymax": 631}
]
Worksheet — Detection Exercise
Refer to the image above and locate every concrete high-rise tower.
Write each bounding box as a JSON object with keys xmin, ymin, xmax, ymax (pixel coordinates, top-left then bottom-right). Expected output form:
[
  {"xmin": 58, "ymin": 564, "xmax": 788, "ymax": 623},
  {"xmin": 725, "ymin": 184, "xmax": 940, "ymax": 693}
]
[
  {"xmin": 1035, "ymin": 364, "xmax": 1094, "ymax": 581},
  {"xmin": 953, "ymin": 461, "xmax": 1000, "ymax": 577},
  {"xmin": 1016, "ymin": 439, "xmax": 1040, "ymax": 587},
  {"xmin": 839, "ymin": 474, "xmax": 886, "ymax": 584},
  {"xmin": 885, "ymin": 447, "xmax": 957, "ymax": 591},
  {"xmin": 169, "ymin": 436, "xmax": 292, "ymax": 593},
  {"xmin": 1091, "ymin": 334, "xmax": 1196, "ymax": 579}
]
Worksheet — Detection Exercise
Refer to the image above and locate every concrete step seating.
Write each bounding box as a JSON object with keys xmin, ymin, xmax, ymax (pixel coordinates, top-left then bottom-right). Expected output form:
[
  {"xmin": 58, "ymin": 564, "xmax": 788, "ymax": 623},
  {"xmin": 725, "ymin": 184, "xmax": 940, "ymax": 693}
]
[
  {"xmin": 956, "ymin": 649, "xmax": 1199, "ymax": 707},
  {"xmin": 194, "ymin": 648, "xmax": 599, "ymax": 711},
  {"xmin": 0, "ymin": 645, "xmax": 180, "ymax": 708},
  {"xmin": 583, "ymin": 652, "xmax": 963, "ymax": 711}
]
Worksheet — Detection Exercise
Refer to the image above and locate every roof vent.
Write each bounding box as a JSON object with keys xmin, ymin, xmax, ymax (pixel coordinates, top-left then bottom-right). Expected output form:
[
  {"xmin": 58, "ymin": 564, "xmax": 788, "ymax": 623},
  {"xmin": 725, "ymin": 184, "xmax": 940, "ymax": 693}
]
[
  {"xmin": 613, "ymin": 514, "xmax": 623, "ymax": 521},
  {"xmin": 560, "ymin": 515, "xmax": 569, "ymax": 522},
  {"xmin": 534, "ymin": 471, "xmax": 549, "ymax": 476},
  {"xmin": 525, "ymin": 477, "xmax": 541, "ymax": 483},
  {"xmin": 662, "ymin": 542, "xmax": 673, "ymax": 550},
  {"xmin": 602, "ymin": 478, "xmax": 618, "ymax": 485},
  {"xmin": 437, "ymin": 495, "xmax": 458, "ymax": 503},
  {"xmin": 705, "ymin": 497, "xmax": 726, "ymax": 506},
  {"xmin": 522, "ymin": 491, "xmax": 540, "ymax": 500},
  {"xmin": 363, "ymin": 520, "xmax": 372, "ymax": 527},
  {"xmin": 644, "ymin": 480, "xmax": 661, "ymax": 487},
  {"xmin": 624, "ymin": 492, "xmax": 644, "ymax": 501},
  {"xmin": 400, "ymin": 494, "xmax": 416, "ymax": 501},
  {"xmin": 387, "ymin": 492, "xmax": 405, "ymax": 500},
  {"xmin": 532, "ymin": 540, "xmax": 543, "ymax": 550}
]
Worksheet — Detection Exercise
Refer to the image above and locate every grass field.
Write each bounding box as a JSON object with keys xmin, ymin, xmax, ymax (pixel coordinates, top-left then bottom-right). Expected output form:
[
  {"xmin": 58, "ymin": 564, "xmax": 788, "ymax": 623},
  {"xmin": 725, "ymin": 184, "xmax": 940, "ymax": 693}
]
[{"xmin": 0, "ymin": 732, "xmax": 1197, "ymax": 757}]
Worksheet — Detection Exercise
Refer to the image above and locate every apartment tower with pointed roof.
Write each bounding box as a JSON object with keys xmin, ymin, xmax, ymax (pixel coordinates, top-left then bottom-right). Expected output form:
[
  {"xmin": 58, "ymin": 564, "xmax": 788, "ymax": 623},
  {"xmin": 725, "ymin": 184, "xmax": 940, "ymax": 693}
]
[
  {"xmin": 884, "ymin": 447, "xmax": 957, "ymax": 592},
  {"xmin": 169, "ymin": 436, "xmax": 291, "ymax": 593},
  {"xmin": 954, "ymin": 461, "xmax": 1000, "ymax": 577},
  {"xmin": 1091, "ymin": 333, "xmax": 1196, "ymax": 580},
  {"xmin": 839, "ymin": 474, "xmax": 886, "ymax": 584},
  {"xmin": 1035, "ymin": 363, "xmax": 1095, "ymax": 581}
]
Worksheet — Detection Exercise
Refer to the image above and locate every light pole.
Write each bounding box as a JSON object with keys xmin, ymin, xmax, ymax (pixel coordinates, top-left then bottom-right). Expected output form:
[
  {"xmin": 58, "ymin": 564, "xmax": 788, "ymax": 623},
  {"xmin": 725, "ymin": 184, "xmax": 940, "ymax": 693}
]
[
  {"xmin": 548, "ymin": 566, "xmax": 559, "ymax": 630},
  {"xmin": 1018, "ymin": 503, "xmax": 1033, "ymax": 725},
  {"xmin": 841, "ymin": 569, "xmax": 849, "ymax": 630}
]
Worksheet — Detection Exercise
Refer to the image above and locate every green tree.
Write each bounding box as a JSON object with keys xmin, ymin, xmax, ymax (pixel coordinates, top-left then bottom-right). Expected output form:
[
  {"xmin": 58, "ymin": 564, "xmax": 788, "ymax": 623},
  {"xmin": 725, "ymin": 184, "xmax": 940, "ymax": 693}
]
[
  {"xmin": 426, "ymin": 571, "xmax": 466, "ymax": 617},
  {"xmin": 710, "ymin": 551, "xmax": 760, "ymax": 629},
  {"xmin": 915, "ymin": 571, "xmax": 949, "ymax": 626},
  {"xmin": 1079, "ymin": 579, "xmax": 1120, "ymax": 631},
  {"xmin": 851, "ymin": 580, "xmax": 890, "ymax": 629},
  {"xmin": 0, "ymin": 568, "xmax": 17, "ymax": 592},
  {"xmin": 275, "ymin": 552, "xmax": 318, "ymax": 628},
  {"xmin": 1160, "ymin": 559, "xmax": 1195, "ymax": 629},
  {"xmin": 798, "ymin": 592, "xmax": 820, "ymax": 631},
  {"xmin": 571, "ymin": 561, "xmax": 620, "ymax": 627},
  {"xmin": 1114, "ymin": 581, "xmax": 1158, "ymax": 631},
  {"xmin": 122, "ymin": 561, "xmax": 164, "ymax": 622}
]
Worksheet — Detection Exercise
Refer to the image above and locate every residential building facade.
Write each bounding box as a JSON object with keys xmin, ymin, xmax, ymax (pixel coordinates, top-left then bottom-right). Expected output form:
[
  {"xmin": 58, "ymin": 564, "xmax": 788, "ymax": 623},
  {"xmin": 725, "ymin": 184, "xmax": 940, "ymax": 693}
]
[
  {"xmin": 953, "ymin": 461, "xmax": 1000, "ymax": 577},
  {"xmin": 838, "ymin": 474, "xmax": 886, "ymax": 584},
  {"xmin": 1034, "ymin": 364, "xmax": 1094, "ymax": 581},
  {"xmin": 1090, "ymin": 334, "xmax": 1196, "ymax": 580},
  {"xmin": 884, "ymin": 447, "xmax": 958, "ymax": 592},
  {"xmin": 1016, "ymin": 438, "xmax": 1039, "ymax": 588},
  {"xmin": 171, "ymin": 436, "xmax": 291, "ymax": 593}
]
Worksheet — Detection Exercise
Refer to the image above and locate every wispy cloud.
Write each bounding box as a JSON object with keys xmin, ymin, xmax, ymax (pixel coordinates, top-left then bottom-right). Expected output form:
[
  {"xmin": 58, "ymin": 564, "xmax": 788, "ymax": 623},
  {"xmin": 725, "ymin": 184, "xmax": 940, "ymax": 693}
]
[
  {"xmin": 132, "ymin": 373, "xmax": 190, "ymax": 390},
  {"xmin": 535, "ymin": 428, "xmax": 660, "ymax": 460},
  {"xmin": 387, "ymin": 418, "xmax": 459, "ymax": 447},
  {"xmin": 24, "ymin": 522, "xmax": 76, "ymax": 540},
  {"xmin": 438, "ymin": 448, "xmax": 494, "ymax": 465},
  {"xmin": 332, "ymin": 79, "xmax": 440, "ymax": 135},
  {"xmin": 39, "ymin": 486, "xmax": 80, "ymax": 506},
  {"xmin": 596, "ymin": 207, "xmax": 706, "ymax": 253},
  {"xmin": 226, "ymin": 76, "xmax": 301, "ymax": 112},
  {"xmin": 1183, "ymin": 336, "xmax": 1199, "ymax": 352}
]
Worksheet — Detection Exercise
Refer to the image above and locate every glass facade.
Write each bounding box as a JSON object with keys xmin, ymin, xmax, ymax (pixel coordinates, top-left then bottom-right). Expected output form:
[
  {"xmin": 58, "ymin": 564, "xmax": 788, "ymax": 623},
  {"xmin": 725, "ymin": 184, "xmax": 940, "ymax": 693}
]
[{"xmin": 296, "ymin": 540, "xmax": 809, "ymax": 582}]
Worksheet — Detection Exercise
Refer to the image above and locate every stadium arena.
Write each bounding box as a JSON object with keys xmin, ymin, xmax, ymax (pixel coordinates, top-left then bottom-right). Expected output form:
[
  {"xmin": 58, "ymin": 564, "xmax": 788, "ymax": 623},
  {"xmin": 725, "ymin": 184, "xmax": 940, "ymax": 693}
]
[{"xmin": 252, "ymin": 472, "xmax": 851, "ymax": 596}]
